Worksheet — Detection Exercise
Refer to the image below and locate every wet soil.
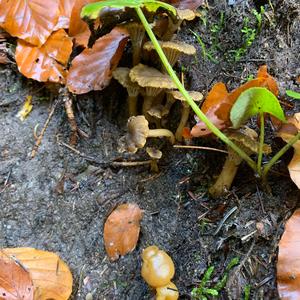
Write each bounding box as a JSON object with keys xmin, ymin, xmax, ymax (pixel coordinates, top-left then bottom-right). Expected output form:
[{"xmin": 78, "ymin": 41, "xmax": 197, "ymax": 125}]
[{"xmin": 1, "ymin": 0, "xmax": 300, "ymax": 299}]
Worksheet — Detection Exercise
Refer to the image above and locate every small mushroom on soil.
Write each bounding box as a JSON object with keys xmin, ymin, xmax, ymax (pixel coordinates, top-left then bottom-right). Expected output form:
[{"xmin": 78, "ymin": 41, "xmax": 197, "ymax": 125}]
[
  {"xmin": 166, "ymin": 90, "xmax": 203, "ymax": 141},
  {"xmin": 143, "ymin": 41, "xmax": 196, "ymax": 70},
  {"xmin": 125, "ymin": 115, "xmax": 175, "ymax": 153},
  {"xmin": 156, "ymin": 282, "xmax": 179, "ymax": 300},
  {"xmin": 129, "ymin": 64, "xmax": 177, "ymax": 117},
  {"xmin": 161, "ymin": 9, "xmax": 197, "ymax": 41},
  {"xmin": 209, "ymin": 127, "xmax": 272, "ymax": 198},
  {"xmin": 141, "ymin": 245, "xmax": 175, "ymax": 288},
  {"xmin": 113, "ymin": 67, "xmax": 140, "ymax": 116},
  {"xmin": 123, "ymin": 22, "xmax": 145, "ymax": 66},
  {"xmin": 148, "ymin": 104, "xmax": 164, "ymax": 128},
  {"xmin": 146, "ymin": 147, "xmax": 162, "ymax": 173}
]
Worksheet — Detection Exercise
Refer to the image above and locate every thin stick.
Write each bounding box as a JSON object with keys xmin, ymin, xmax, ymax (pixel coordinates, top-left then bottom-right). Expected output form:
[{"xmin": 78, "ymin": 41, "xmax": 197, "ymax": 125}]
[
  {"xmin": 174, "ymin": 145, "xmax": 228, "ymax": 154},
  {"xmin": 31, "ymin": 99, "xmax": 60, "ymax": 158},
  {"xmin": 111, "ymin": 160, "xmax": 152, "ymax": 167}
]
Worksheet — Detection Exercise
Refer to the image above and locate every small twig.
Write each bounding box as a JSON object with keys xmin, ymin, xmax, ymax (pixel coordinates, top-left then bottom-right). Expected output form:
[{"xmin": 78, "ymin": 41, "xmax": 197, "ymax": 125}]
[
  {"xmin": 111, "ymin": 160, "xmax": 152, "ymax": 167},
  {"xmin": 214, "ymin": 206, "xmax": 238, "ymax": 236},
  {"xmin": 174, "ymin": 145, "xmax": 228, "ymax": 154},
  {"xmin": 31, "ymin": 98, "xmax": 60, "ymax": 158}
]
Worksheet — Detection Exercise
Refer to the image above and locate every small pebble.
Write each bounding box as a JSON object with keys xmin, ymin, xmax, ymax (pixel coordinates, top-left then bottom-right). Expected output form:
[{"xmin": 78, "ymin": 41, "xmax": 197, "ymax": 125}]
[{"xmin": 86, "ymin": 293, "xmax": 93, "ymax": 300}]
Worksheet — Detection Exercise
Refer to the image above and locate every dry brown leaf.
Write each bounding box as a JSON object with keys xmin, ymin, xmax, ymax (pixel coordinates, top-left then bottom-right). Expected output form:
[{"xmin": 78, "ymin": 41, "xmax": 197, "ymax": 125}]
[
  {"xmin": 1, "ymin": 248, "xmax": 73, "ymax": 300},
  {"xmin": 278, "ymin": 113, "xmax": 300, "ymax": 188},
  {"xmin": 69, "ymin": 0, "xmax": 99, "ymax": 46},
  {"xmin": 165, "ymin": 0, "xmax": 204, "ymax": 10},
  {"xmin": 0, "ymin": 253, "xmax": 34, "ymax": 300},
  {"xmin": 191, "ymin": 65, "xmax": 279, "ymax": 137},
  {"xmin": 15, "ymin": 29, "xmax": 73, "ymax": 84},
  {"xmin": 67, "ymin": 27, "xmax": 128, "ymax": 94},
  {"xmin": 277, "ymin": 209, "xmax": 300, "ymax": 299},
  {"xmin": 0, "ymin": 0, "xmax": 60, "ymax": 47},
  {"xmin": 54, "ymin": 0, "xmax": 76, "ymax": 30},
  {"xmin": 104, "ymin": 203, "xmax": 143, "ymax": 261}
]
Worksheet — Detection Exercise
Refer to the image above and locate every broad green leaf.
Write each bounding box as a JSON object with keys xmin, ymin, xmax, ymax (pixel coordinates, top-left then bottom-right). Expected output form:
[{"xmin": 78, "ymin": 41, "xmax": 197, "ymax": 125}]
[
  {"xmin": 81, "ymin": 0, "xmax": 176, "ymax": 19},
  {"xmin": 230, "ymin": 87, "xmax": 286, "ymax": 128},
  {"xmin": 286, "ymin": 90, "xmax": 300, "ymax": 100}
]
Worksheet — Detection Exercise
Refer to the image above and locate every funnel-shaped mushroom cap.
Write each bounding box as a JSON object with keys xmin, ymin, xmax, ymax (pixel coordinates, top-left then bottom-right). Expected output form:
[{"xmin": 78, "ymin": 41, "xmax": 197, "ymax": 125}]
[
  {"xmin": 227, "ymin": 127, "xmax": 272, "ymax": 155},
  {"xmin": 148, "ymin": 104, "xmax": 164, "ymax": 119},
  {"xmin": 144, "ymin": 41, "xmax": 196, "ymax": 56},
  {"xmin": 129, "ymin": 64, "xmax": 177, "ymax": 93},
  {"xmin": 126, "ymin": 115, "xmax": 149, "ymax": 153},
  {"xmin": 113, "ymin": 67, "xmax": 140, "ymax": 96},
  {"xmin": 167, "ymin": 90, "xmax": 203, "ymax": 102},
  {"xmin": 123, "ymin": 22, "xmax": 145, "ymax": 43},
  {"xmin": 146, "ymin": 147, "xmax": 162, "ymax": 160},
  {"xmin": 177, "ymin": 8, "xmax": 197, "ymax": 21}
]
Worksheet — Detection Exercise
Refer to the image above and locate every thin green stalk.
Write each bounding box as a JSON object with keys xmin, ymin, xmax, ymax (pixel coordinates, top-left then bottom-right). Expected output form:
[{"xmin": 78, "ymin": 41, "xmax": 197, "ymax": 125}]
[
  {"xmin": 257, "ymin": 113, "xmax": 264, "ymax": 175},
  {"xmin": 263, "ymin": 131, "xmax": 300, "ymax": 179},
  {"xmin": 135, "ymin": 7, "xmax": 257, "ymax": 172}
]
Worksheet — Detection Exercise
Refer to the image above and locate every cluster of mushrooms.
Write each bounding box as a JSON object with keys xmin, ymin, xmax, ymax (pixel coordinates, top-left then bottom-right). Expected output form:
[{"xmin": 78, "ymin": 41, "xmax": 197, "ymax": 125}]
[
  {"xmin": 113, "ymin": 8, "xmax": 203, "ymax": 171},
  {"xmin": 141, "ymin": 246, "xmax": 179, "ymax": 300}
]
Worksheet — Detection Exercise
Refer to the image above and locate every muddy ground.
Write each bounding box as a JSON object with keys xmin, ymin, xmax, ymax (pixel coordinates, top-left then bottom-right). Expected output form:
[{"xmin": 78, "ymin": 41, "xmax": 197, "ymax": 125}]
[{"xmin": 0, "ymin": 0, "xmax": 300, "ymax": 299}]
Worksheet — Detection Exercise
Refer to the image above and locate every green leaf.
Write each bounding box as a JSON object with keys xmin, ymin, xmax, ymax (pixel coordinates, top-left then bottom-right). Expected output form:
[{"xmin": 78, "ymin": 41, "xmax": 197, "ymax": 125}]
[
  {"xmin": 81, "ymin": 0, "xmax": 176, "ymax": 20},
  {"xmin": 230, "ymin": 87, "xmax": 286, "ymax": 128},
  {"xmin": 286, "ymin": 90, "xmax": 300, "ymax": 100}
]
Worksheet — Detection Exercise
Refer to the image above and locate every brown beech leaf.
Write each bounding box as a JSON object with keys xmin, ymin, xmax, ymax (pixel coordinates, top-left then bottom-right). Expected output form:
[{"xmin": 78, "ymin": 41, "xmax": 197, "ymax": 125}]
[
  {"xmin": 54, "ymin": 0, "xmax": 76, "ymax": 30},
  {"xmin": 278, "ymin": 113, "xmax": 300, "ymax": 188},
  {"xmin": 15, "ymin": 29, "xmax": 73, "ymax": 84},
  {"xmin": 277, "ymin": 209, "xmax": 300, "ymax": 299},
  {"xmin": 191, "ymin": 65, "xmax": 279, "ymax": 137},
  {"xmin": 0, "ymin": 0, "xmax": 60, "ymax": 47},
  {"xmin": 69, "ymin": 0, "xmax": 99, "ymax": 46},
  {"xmin": 164, "ymin": 0, "xmax": 204, "ymax": 10},
  {"xmin": 1, "ymin": 248, "xmax": 73, "ymax": 300},
  {"xmin": 67, "ymin": 27, "xmax": 128, "ymax": 94},
  {"xmin": 0, "ymin": 253, "xmax": 34, "ymax": 300},
  {"xmin": 104, "ymin": 203, "xmax": 143, "ymax": 261}
]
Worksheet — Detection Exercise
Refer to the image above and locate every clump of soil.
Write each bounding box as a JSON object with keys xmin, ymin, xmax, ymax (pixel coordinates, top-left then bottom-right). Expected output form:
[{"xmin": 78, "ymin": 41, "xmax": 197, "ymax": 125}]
[{"xmin": 0, "ymin": 0, "xmax": 300, "ymax": 299}]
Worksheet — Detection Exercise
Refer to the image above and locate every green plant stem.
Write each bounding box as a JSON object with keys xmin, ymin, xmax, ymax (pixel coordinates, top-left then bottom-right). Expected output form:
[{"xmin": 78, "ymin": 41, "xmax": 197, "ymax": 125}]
[
  {"xmin": 135, "ymin": 7, "xmax": 257, "ymax": 172},
  {"xmin": 257, "ymin": 113, "xmax": 264, "ymax": 175},
  {"xmin": 262, "ymin": 131, "xmax": 300, "ymax": 179}
]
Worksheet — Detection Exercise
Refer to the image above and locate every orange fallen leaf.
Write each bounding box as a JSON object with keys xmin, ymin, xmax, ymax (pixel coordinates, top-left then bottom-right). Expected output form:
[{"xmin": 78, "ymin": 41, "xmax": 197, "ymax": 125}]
[
  {"xmin": 1, "ymin": 248, "xmax": 73, "ymax": 300},
  {"xmin": 54, "ymin": 0, "xmax": 76, "ymax": 30},
  {"xmin": 0, "ymin": 0, "xmax": 60, "ymax": 47},
  {"xmin": 69, "ymin": 0, "xmax": 99, "ymax": 47},
  {"xmin": 0, "ymin": 253, "xmax": 34, "ymax": 300},
  {"xmin": 104, "ymin": 203, "xmax": 143, "ymax": 261},
  {"xmin": 278, "ymin": 113, "xmax": 300, "ymax": 188},
  {"xmin": 277, "ymin": 209, "xmax": 300, "ymax": 299},
  {"xmin": 15, "ymin": 29, "xmax": 73, "ymax": 84},
  {"xmin": 191, "ymin": 65, "xmax": 279, "ymax": 137},
  {"xmin": 67, "ymin": 26, "xmax": 128, "ymax": 94}
]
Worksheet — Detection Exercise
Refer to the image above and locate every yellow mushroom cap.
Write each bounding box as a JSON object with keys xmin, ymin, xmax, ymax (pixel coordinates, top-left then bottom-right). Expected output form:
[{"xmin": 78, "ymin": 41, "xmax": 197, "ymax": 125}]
[
  {"xmin": 167, "ymin": 90, "xmax": 203, "ymax": 102},
  {"xmin": 156, "ymin": 282, "xmax": 179, "ymax": 300},
  {"xmin": 143, "ymin": 41, "xmax": 196, "ymax": 56},
  {"xmin": 129, "ymin": 64, "xmax": 177, "ymax": 91},
  {"xmin": 141, "ymin": 246, "xmax": 175, "ymax": 288},
  {"xmin": 113, "ymin": 67, "xmax": 140, "ymax": 96},
  {"xmin": 146, "ymin": 147, "xmax": 162, "ymax": 160},
  {"xmin": 177, "ymin": 8, "xmax": 197, "ymax": 21}
]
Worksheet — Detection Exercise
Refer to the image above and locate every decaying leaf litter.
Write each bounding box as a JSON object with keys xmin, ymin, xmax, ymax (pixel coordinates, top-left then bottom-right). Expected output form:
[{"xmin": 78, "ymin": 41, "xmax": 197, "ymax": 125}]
[{"xmin": 0, "ymin": 0, "xmax": 300, "ymax": 299}]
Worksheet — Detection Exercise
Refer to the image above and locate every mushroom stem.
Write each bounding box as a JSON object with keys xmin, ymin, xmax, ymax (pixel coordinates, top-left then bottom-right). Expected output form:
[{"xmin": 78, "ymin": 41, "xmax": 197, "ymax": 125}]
[
  {"xmin": 209, "ymin": 153, "xmax": 243, "ymax": 198},
  {"xmin": 128, "ymin": 95, "xmax": 138, "ymax": 116},
  {"xmin": 162, "ymin": 97, "xmax": 176, "ymax": 117},
  {"xmin": 150, "ymin": 159, "xmax": 159, "ymax": 173},
  {"xmin": 148, "ymin": 129, "xmax": 175, "ymax": 144},
  {"xmin": 143, "ymin": 95, "xmax": 155, "ymax": 116},
  {"xmin": 175, "ymin": 104, "xmax": 190, "ymax": 142},
  {"xmin": 132, "ymin": 45, "xmax": 142, "ymax": 66}
]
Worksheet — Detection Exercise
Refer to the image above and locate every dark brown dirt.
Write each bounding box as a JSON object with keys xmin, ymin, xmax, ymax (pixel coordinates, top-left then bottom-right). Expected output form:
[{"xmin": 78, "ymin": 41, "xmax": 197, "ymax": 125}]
[{"xmin": 0, "ymin": 1, "xmax": 300, "ymax": 299}]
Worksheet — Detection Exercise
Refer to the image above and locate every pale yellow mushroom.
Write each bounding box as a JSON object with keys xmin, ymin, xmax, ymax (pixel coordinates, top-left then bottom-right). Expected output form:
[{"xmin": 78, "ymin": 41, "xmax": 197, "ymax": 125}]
[{"xmin": 146, "ymin": 147, "xmax": 162, "ymax": 173}]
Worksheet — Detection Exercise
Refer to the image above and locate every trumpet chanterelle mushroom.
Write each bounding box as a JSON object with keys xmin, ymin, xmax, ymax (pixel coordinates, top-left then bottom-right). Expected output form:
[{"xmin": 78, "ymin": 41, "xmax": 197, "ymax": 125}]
[
  {"xmin": 209, "ymin": 127, "xmax": 272, "ymax": 198},
  {"xmin": 143, "ymin": 41, "xmax": 196, "ymax": 71},
  {"xmin": 166, "ymin": 90, "xmax": 203, "ymax": 141},
  {"xmin": 146, "ymin": 147, "xmax": 162, "ymax": 173},
  {"xmin": 113, "ymin": 67, "xmax": 140, "ymax": 116},
  {"xmin": 125, "ymin": 115, "xmax": 175, "ymax": 153},
  {"xmin": 156, "ymin": 282, "xmax": 179, "ymax": 300},
  {"xmin": 129, "ymin": 64, "xmax": 177, "ymax": 116}
]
